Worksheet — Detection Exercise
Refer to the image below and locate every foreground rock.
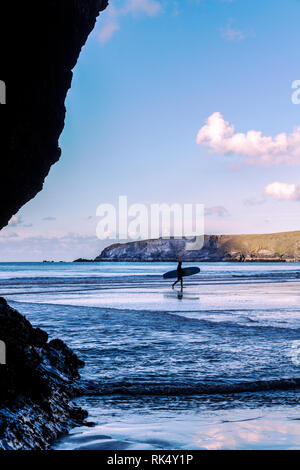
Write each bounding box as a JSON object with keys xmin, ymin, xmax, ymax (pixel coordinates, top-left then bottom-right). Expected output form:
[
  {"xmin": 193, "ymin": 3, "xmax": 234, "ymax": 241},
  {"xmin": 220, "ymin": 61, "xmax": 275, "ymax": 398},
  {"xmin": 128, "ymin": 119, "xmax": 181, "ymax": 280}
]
[
  {"xmin": 96, "ymin": 231, "xmax": 300, "ymax": 262},
  {"xmin": 0, "ymin": 297, "xmax": 86, "ymax": 450}
]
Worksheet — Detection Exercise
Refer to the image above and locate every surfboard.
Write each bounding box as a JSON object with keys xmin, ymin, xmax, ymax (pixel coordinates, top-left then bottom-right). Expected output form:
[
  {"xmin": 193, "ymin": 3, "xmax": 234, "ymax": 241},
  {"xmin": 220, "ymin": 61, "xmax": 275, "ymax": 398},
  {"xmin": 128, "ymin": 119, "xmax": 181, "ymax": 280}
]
[{"xmin": 163, "ymin": 267, "xmax": 200, "ymax": 279}]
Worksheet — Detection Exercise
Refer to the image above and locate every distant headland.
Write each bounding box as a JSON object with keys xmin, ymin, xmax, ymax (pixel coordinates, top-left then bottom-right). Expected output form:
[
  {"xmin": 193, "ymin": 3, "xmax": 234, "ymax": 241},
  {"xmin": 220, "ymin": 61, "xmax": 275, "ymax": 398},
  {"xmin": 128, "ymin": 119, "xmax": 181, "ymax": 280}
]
[{"xmin": 86, "ymin": 231, "xmax": 300, "ymax": 262}]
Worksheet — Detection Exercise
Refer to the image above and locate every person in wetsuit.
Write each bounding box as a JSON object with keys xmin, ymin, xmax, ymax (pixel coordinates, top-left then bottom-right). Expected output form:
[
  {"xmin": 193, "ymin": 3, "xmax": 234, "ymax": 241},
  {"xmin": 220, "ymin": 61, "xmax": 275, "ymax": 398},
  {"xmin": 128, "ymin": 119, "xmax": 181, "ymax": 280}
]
[{"xmin": 172, "ymin": 261, "xmax": 183, "ymax": 292}]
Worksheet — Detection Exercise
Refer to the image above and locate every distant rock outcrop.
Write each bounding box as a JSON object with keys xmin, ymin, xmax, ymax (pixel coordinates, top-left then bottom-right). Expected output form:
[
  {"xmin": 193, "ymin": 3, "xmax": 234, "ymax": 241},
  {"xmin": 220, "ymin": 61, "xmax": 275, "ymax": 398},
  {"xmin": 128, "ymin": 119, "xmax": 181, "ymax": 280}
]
[
  {"xmin": 0, "ymin": 298, "xmax": 87, "ymax": 450},
  {"xmin": 73, "ymin": 258, "xmax": 94, "ymax": 263},
  {"xmin": 95, "ymin": 231, "xmax": 300, "ymax": 262}
]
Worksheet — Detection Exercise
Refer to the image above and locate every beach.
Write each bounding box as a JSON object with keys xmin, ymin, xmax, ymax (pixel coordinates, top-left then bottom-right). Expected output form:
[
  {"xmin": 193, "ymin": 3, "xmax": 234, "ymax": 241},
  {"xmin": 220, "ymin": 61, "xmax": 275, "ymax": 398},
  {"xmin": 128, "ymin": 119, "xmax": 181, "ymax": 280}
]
[{"xmin": 1, "ymin": 261, "xmax": 300, "ymax": 450}]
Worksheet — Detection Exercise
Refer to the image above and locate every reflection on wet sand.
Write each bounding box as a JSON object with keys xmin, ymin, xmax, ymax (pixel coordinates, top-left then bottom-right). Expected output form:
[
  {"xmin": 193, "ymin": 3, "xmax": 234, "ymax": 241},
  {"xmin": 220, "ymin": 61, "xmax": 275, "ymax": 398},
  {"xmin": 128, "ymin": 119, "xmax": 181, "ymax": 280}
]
[{"xmin": 55, "ymin": 408, "xmax": 300, "ymax": 450}]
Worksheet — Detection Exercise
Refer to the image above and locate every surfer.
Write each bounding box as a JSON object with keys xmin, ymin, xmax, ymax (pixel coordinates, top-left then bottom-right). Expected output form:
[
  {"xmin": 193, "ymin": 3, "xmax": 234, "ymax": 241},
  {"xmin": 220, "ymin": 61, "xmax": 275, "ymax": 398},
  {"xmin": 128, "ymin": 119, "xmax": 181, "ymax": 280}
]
[{"xmin": 172, "ymin": 261, "xmax": 183, "ymax": 292}]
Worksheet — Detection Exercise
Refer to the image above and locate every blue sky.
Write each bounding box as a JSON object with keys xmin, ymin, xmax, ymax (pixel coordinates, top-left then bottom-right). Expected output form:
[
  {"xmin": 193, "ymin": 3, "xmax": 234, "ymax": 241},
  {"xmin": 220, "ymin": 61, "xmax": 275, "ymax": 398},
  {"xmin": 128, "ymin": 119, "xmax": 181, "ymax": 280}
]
[{"xmin": 2, "ymin": 0, "xmax": 300, "ymax": 261}]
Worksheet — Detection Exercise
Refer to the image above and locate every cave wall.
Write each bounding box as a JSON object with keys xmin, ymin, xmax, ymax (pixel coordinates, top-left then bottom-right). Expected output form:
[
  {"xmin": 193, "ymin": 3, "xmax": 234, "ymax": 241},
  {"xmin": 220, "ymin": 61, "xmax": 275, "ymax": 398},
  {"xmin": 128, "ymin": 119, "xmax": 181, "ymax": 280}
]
[{"xmin": 0, "ymin": 0, "xmax": 108, "ymax": 229}]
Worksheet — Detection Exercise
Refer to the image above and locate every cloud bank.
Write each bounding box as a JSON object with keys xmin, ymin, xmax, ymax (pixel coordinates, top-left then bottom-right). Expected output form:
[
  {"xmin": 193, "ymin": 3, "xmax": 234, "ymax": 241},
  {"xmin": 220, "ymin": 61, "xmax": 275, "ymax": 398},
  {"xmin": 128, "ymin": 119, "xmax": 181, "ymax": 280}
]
[
  {"xmin": 196, "ymin": 112, "xmax": 300, "ymax": 167},
  {"xmin": 0, "ymin": 233, "xmax": 109, "ymax": 262}
]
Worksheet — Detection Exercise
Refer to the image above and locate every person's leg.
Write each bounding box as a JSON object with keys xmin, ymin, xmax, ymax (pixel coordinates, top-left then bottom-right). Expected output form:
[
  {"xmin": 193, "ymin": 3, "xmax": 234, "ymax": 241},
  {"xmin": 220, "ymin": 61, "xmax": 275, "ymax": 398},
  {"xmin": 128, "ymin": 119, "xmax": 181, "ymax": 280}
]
[
  {"xmin": 180, "ymin": 277, "xmax": 183, "ymax": 292},
  {"xmin": 172, "ymin": 278, "xmax": 179, "ymax": 289}
]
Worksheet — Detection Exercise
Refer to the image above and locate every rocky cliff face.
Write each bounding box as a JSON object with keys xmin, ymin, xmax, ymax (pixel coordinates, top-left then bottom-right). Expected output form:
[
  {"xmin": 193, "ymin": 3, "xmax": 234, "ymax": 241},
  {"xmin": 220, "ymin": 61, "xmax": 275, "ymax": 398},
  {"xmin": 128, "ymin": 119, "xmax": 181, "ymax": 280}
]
[
  {"xmin": 96, "ymin": 231, "xmax": 300, "ymax": 262},
  {"xmin": 0, "ymin": 1, "xmax": 109, "ymax": 449},
  {"xmin": 0, "ymin": 298, "xmax": 87, "ymax": 450},
  {"xmin": 0, "ymin": 0, "xmax": 108, "ymax": 229}
]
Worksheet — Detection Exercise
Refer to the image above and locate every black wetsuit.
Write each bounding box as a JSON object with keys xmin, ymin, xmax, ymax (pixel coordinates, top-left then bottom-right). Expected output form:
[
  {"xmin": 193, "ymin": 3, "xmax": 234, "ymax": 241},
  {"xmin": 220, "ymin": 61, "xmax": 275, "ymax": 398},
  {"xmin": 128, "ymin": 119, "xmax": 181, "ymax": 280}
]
[{"xmin": 172, "ymin": 262, "xmax": 183, "ymax": 291}]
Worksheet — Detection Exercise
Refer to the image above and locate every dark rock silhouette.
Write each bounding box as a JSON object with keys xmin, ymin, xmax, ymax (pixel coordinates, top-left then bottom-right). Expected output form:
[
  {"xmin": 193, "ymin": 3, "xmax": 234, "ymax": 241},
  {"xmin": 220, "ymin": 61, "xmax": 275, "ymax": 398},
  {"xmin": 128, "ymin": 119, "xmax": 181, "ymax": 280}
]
[
  {"xmin": 0, "ymin": 297, "xmax": 86, "ymax": 450},
  {"xmin": 0, "ymin": 0, "xmax": 108, "ymax": 229},
  {"xmin": 73, "ymin": 258, "xmax": 94, "ymax": 262}
]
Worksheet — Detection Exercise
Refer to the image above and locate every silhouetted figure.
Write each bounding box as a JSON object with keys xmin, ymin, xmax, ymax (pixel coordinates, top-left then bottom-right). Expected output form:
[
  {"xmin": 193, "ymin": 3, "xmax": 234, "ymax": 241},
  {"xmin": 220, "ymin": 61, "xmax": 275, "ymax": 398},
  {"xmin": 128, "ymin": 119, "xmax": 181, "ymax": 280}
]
[{"xmin": 172, "ymin": 261, "xmax": 183, "ymax": 292}]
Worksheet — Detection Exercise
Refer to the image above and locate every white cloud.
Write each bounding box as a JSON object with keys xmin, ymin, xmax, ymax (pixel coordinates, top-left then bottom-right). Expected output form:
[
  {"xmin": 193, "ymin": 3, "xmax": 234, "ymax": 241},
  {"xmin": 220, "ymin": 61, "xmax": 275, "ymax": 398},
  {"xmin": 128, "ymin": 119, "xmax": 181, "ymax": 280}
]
[
  {"xmin": 196, "ymin": 112, "xmax": 300, "ymax": 167},
  {"xmin": 99, "ymin": 20, "xmax": 120, "ymax": 43},
  {"xmin": 98, "ymin": 0, "xmax": 162, "ymax": 44},
  {"xmin": 125, "ymin": 0, "xmax": 162, "ymax": 16},
  {"xmin": 8, "ymin": 215, "xmax": 22, "ymax": 226},
  {"xmin": 264, "ymin": 182, "xmax": 300, "ymax": 201},
  {"xmin": 7, "ymin": 214, "xmax": 33, "ymax": 228}
]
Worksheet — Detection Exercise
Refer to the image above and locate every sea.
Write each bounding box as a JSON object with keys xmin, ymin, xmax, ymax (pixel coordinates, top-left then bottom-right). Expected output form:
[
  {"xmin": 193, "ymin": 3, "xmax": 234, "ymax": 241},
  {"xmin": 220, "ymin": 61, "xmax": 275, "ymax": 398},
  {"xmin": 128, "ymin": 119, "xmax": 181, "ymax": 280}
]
[{"xmin": 1, "ymin": 261, "xmax": 300, "ymax": 450}]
